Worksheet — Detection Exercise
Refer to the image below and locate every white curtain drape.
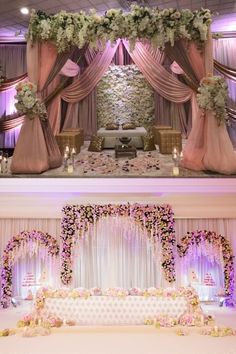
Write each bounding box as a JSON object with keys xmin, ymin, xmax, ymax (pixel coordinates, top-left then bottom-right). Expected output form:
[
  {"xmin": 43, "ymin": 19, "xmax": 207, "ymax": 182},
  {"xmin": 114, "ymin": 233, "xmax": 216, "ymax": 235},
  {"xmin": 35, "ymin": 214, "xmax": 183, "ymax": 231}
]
[
  {"xmin": 0, "ymin": 218, "xmax": 235, "ymax": 301},
  {"xmin": 72, "ymin": 216, "xmax": 165, "ymax": 289},
  {"xmin": 0, "ymin": 44, "xmax": 26, "ymax": 78}
]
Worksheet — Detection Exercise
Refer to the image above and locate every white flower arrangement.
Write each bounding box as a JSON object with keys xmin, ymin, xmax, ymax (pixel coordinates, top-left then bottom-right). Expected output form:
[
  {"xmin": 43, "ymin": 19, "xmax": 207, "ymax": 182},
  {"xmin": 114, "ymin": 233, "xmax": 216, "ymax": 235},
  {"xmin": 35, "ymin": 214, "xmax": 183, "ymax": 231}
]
[
  {"xmin": 26, "ymin": 6, "xmax": 212, "ymax": 52},
  {"xmin": 197, "ymin": 75, "xmax": 229, "ymax": 125},
  {"xmin": 15, "ymin": 81, "xmax": 48, "ymax": 121},
  {"xmin": 97, "ymin": 65, "xmax": 154, "ymax": 131}
]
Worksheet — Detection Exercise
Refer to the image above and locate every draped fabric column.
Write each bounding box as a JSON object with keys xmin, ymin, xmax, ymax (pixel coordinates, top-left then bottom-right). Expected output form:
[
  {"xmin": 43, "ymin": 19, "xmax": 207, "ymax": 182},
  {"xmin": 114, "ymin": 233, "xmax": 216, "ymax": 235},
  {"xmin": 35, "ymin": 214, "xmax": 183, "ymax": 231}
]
[
  {"xmin": 166, "ymin": 34, "xmax": 236, "ymax": 174},
  {"xmin": 61, "ymin": 40, "xmax": 120, "ymax": 138},
  {"xmin": 11, "ymin": 42, "xmax": 71, "ymax": 173},
  {"xmin": 11, "ymin": 41, "xmax": 50, "ymax": 173}
]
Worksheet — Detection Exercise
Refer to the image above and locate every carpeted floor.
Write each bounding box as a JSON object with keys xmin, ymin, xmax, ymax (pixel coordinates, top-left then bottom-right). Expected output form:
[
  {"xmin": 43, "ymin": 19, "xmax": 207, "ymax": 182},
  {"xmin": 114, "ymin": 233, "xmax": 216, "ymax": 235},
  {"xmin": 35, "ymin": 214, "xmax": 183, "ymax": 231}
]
[{"xmin": 0, "ymin": 303, "xmax": 236, "ymax": 354}]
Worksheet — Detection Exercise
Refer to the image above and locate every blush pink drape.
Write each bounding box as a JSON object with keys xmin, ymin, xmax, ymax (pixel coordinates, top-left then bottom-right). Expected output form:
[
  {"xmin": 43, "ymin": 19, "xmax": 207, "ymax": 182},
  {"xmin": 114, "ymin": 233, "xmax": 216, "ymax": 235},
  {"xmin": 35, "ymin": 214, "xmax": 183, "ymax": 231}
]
[
  {"xmin": 123, "ymin": 40, "xmax": 193, "ymax": 103},
  {"xmin": 61, "ymin": 40, "xmax": 120, "ymax": 138},
  {"xmin": 182, "ymin": 33, "xmax": 236, "ymax": 174},
  {"xmin": 11, "ymin": 42, "xmax": 49, "ymax": 173},
  {"xmin": 61, "ymin": 40, "xmax": 120, "ymax": 103},
  {"xmin": 11, "ymin": 42, "xmax": 62, "ymax": 173},
  {"xmin": 60, "ymin": 59, "xmax": 80, "ymax": 77}
]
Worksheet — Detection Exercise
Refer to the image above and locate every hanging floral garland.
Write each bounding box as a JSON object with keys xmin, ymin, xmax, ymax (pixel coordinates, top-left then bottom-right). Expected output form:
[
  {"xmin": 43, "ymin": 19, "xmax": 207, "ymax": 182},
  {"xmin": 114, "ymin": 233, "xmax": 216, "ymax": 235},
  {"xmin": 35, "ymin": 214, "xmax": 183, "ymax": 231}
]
[
  {"xmin": 0, "ymin": 230, "xmax": 59, "ymax": 308},
  {"xmin": 177, "ymin": 230, "xmax": 234, "ymax": 300},
  {"xmin": 61, "ymin": 203, "xmax": 175, "ymax": 285},
  {"xmin": 27, "ymin": 6, "xmax": 212, "ymax": 52}
]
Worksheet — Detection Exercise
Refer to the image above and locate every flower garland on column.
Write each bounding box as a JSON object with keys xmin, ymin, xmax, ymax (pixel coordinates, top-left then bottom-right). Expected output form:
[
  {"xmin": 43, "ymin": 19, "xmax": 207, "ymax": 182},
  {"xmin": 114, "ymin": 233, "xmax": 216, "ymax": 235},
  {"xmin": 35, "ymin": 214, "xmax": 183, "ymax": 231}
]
[
  {"xmin": 61, "ymin": 203, "xmax": 176, "ymax": 285},
  {"xmin": 0, "ymin": 230, "xmax": 59, "ymax": 308},
  {"xmin": 177, "ymin": 230, "xmax": 234, "ymax": 300}
]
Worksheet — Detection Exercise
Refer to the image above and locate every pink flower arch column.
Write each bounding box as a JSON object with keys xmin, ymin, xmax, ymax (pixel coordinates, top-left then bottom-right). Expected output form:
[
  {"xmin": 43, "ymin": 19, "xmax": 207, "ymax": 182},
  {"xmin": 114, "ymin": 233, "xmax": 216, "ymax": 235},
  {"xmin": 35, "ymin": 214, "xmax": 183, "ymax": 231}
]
[
  {"xmin": 0, "ymin": 230, "xmax": 59, "ymax": 308},
  {"xmin": 177, "ymin": 230, "xmax": 234, "ymax": 302}
]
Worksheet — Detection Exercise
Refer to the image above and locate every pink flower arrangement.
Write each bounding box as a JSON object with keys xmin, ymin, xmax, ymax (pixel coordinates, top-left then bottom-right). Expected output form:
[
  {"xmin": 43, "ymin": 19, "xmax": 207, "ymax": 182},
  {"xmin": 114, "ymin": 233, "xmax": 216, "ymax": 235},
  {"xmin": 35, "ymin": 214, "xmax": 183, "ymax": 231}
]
[
  {"xmin": 129, "ymin": 287, "xmax": 144, "ymax": 296},
  {"xmin": 90, "ymin": 287, "xmax": 102, "ymax": 296},
  {"xmin": 155, "ymin": 314, "xmax": 177, "ymax": 327},
  {"xmin": 103, "ymin": 287, "xmax": 129, "ymax": 297},
  {"xmin": 178, "ymin": 313, "xmax": 196, "ymax": 326}
]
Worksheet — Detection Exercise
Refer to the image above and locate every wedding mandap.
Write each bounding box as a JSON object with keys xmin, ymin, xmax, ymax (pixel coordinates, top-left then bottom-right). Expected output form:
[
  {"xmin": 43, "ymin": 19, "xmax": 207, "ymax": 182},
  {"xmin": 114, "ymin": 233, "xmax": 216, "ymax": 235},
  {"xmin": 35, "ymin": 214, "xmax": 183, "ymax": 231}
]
[{"xmin": 1, "ymin": 5, "xmax": 236, "ymax": 176}]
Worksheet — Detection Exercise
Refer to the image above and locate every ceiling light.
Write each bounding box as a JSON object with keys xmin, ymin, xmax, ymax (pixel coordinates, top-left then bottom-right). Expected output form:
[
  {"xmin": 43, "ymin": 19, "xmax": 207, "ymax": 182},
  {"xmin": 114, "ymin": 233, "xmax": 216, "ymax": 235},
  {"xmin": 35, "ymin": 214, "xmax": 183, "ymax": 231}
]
[{"xmin": 20, "ymin": 7, "xmax": 29, "ymax": 15}]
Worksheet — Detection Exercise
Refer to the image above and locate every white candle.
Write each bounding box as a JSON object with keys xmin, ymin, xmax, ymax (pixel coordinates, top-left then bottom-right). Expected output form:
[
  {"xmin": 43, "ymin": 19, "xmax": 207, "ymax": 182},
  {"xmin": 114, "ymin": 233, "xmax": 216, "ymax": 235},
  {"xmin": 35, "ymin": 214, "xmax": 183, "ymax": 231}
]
[
  {"xmin": 71, "ymin": 147, "xmax": 76, "ymax": 155},
  {"xmin": 65, "ymin": 145, "xmax": 69, "ymax": 153},
  {"xmin": 201, "ymin": 315, "xmax": 204, "ymax": 326},
  {"xmin": 172, "ymin": 153, "xmax": 178, "ymax": 160},
  {"xmin": 173, "ymin": 166, "xmax": 179, "ymax": 176},
  {"xmin": 172, "ymin": 147, "xmax": 178, "ymax": 154},
  {"xmin": 214, "ymin": 325, "xmax": 218, "ymax": 332},
  {"xmin": 68, "ymin": 165, "xmax": 74, "ymax": 173},
  {"xmin": 64, "ymin": 152, "xmax": 68, "ymax": 159}
]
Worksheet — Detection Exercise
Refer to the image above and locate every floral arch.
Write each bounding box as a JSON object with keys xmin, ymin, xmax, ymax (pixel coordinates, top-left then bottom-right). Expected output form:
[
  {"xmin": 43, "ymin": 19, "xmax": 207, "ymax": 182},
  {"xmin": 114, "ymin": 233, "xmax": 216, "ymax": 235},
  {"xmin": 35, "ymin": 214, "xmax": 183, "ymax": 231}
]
[
  {"xmin": 10, "ymin": 5, "xmax": 236, "ymax": 175},
  {"xmin": 61, "ymin": 203, "xmax": 176, "ymax": 285},
  {"xmin": 177, "ymin": 230, "xmax": 234, "ymax": 300},
  {"xmin": 0, "ymin": 230, "xmax": 59, "ymax": 308}
]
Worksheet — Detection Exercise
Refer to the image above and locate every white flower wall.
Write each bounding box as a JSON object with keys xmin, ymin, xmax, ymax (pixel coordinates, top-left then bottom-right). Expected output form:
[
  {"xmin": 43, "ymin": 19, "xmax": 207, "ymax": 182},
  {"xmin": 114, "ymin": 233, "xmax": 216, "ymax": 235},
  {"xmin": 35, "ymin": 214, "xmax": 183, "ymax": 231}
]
[{"xmin": 97, "ymin": 65, "xmax": 155, "ymax": 131}]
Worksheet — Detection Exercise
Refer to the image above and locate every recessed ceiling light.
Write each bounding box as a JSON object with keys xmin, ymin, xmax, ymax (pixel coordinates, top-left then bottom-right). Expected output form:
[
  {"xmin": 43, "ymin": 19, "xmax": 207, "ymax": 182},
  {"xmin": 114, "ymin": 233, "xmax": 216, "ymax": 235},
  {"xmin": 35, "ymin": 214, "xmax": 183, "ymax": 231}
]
[{"xmin": 20, "ymin": 7, "xmax": 29, "ymax": 15}]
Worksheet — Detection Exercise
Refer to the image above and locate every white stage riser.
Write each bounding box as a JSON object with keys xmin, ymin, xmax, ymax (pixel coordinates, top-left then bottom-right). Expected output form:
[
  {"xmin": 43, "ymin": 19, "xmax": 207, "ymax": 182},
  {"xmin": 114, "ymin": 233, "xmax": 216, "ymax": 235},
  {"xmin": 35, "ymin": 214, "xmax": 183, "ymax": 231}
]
[{"xmin": 44, "ymin": 296, "xmax": 188, "ymax": 325}]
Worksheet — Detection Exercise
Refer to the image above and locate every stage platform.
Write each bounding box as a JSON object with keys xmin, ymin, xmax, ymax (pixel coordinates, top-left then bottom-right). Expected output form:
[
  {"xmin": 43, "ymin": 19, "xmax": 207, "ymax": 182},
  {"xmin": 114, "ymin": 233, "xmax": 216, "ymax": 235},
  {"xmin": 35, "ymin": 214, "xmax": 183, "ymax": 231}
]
[
  {"xmin": 2, "ymin": 142, "xmax": 236, "ymax": 178},
  {"xmin": 0, "ymin": 302, "xmax": 236, "ymax": 354}
]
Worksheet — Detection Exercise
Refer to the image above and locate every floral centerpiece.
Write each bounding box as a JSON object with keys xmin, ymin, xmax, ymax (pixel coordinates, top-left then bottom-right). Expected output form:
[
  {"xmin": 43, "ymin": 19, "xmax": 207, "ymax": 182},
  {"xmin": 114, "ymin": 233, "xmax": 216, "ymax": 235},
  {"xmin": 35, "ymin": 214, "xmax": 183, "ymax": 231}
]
[
  {"xmin": 15, "ymin": 81, "xmax": 47, "ymax": 121},
  {"xmin": 197, "ymin": 75, "xmax": 229, "ymax": 125}
]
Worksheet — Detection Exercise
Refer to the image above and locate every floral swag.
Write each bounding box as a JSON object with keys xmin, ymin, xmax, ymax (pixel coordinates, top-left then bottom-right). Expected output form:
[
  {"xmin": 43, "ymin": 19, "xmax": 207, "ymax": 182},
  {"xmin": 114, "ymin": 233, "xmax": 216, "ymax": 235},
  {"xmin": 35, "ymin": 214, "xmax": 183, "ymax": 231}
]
[
  {"xmin": 177, "ymin": 230, "xmax": 234, "ymax": 300},
  {"xmin": 27, "ymin": 6, "xmax": 212, "ymax": 52},
  {"xmin": 61, "ymin": 203, "xmax": 176, "ymax": 285},
  {"xmin": 0, "ymin": 230, "xmax": 59, "ymax": 308},
  {"xmin": 15, "ymin": 82, "xmax": 48, "ymax": 121}
]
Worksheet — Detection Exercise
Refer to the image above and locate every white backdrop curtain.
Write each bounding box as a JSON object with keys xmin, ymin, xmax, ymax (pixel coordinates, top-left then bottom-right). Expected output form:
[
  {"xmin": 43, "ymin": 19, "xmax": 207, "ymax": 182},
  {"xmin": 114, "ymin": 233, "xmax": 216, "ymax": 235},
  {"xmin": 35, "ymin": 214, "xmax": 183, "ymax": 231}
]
[
  {"xmin": 0, "ymin": 218, "xmax": 235, "ymax": 301},
  {"xmin": 72, "ymin": 216, "xmax": 166, "ymax": 289}
]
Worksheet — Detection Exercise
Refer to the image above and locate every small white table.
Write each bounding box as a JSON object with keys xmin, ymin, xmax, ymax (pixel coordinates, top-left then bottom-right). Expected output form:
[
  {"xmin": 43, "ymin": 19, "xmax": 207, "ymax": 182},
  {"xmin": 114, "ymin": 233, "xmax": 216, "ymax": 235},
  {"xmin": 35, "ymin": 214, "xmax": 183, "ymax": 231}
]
[{"xmin": 97, "ymin": 127, "xmax": 147, "ymax": 149}]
